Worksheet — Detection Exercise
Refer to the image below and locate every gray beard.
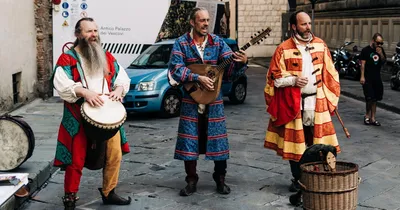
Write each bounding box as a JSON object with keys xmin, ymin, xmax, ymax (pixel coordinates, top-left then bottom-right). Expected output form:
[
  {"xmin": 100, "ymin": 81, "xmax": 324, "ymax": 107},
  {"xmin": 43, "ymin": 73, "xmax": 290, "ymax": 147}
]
[
  {"xmin": 294, "ymin": 31, "xmax": 313, "ymax": 43},
  {"xmin": 79, "ymin": 38, "xmax": 107, "ymax": 76}
]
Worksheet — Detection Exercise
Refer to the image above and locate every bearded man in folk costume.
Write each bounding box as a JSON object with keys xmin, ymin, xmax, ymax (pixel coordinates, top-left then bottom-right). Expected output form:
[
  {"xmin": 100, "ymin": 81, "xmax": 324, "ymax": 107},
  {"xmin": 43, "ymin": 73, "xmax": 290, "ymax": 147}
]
[
  {"xmin": 168, "ymin": 7, "xmax": 248, "ymax": 196},
  {"xmin": 263, "ymin": 11, "xmax": 341, "ymax": 192},
  {"xmin": 52, "ymin": 17, "xmax": 132, "ymax": 209}
]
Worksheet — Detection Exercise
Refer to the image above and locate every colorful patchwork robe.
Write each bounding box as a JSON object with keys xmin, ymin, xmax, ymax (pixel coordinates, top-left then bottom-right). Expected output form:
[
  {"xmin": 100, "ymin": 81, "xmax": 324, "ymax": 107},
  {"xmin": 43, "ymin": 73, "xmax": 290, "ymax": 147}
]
[
  {"xmin": 52, "ymin": 49, "xmax": 130, "ymax": 167},
  {"xmin": 169, "ymin": 33, "xmax": 247, "ymax": 161},
  {"xmin": 264, "ymin": 36, "xmax": 341, "ymax": 161}
]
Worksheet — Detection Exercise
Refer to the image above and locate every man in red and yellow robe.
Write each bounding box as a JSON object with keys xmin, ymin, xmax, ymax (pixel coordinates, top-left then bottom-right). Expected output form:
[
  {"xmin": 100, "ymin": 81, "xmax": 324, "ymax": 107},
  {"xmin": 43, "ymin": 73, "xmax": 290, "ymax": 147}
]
[{"xmin": 264, "ymin": 11, "xmax": 341, "ymax": 191}]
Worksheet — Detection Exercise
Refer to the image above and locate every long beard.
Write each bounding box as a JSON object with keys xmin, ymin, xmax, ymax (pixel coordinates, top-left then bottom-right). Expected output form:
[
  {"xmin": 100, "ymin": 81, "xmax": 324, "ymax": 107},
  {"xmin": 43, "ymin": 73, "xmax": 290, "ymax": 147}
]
[{"xmin": 79, "ymin": 37, "xmax": 107, "ymax": 75}]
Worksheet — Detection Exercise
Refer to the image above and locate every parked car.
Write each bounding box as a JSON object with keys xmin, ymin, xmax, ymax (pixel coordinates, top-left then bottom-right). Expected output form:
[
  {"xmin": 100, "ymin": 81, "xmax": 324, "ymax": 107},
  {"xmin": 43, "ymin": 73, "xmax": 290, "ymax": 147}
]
[{"xmin": 123, "ymin": 38, "xmax": 248, "ymax": 117}]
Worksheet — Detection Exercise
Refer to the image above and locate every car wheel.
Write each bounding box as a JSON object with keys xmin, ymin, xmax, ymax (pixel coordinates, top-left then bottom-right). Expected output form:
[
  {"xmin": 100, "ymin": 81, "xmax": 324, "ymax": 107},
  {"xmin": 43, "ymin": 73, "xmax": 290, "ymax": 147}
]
[
  {"xmin": 160, "ymin": 89, "xmax": 181, "ymax": 118},
  {"xmin": 228, "ymin": 79, "xmax": 246, "ymax": 104}
]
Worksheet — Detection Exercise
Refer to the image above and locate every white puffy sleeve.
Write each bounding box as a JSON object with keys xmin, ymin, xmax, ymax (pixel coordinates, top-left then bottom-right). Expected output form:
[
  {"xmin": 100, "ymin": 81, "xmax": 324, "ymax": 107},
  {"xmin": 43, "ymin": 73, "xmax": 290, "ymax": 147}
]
[
  {"xmin": 113, "ymin": 64, "xmax": 131, "ymax": 96},
  {"xmin": 53, "ymin": 67, "xmax": 83, "ymax": 103}
]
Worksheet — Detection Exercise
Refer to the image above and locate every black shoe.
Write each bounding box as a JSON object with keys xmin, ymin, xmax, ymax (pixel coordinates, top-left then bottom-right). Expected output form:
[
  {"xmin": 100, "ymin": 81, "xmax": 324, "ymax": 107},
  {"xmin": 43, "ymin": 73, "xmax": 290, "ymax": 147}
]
[
  {"xmin": 179, "ymin": 176, "xmax": 198, "ymax": 196},
  {"xmin": 213, "ymin": 173, "xmax": 231, "ymax": 195},
  {"xmin": 98, "ymin": 188, "xmax": 132, "ymax": 205},
  {"xmin": 364, "ymin": 116, "xmax": 370, "ymax": 125},
  {"xmin": 370, "ymin": 120, "xmax": 381, "ymax": 126},
  {"xmin": 179, "ymin": 181, "xmax": 197, "ymax": 196},
  {"xmin": 289, "ymin": 179, "xmax": 300, "ymax": 192},
  {"xmin": 289, "ymin": 191, "xmax": 302, "ymax": 206},
  {"xmin": 62, "ymin": 193, "xmax": 77, "ymax": 210}
]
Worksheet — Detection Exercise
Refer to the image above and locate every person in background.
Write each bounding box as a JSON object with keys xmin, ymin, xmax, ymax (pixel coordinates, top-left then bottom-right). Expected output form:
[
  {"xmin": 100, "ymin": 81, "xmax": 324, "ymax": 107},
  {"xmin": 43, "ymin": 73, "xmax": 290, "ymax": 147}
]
[{"xmin": 360, "ymin": 33, "xmax": 386, "ymax": 126}]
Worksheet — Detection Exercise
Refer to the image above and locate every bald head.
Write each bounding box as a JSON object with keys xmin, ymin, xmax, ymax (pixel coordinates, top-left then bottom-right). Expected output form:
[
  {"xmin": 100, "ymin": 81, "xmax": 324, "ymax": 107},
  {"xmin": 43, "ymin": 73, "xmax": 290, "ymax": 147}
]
[{"xmin": 290, "ymin": 11, "xmax": 312, "ymax": 40}]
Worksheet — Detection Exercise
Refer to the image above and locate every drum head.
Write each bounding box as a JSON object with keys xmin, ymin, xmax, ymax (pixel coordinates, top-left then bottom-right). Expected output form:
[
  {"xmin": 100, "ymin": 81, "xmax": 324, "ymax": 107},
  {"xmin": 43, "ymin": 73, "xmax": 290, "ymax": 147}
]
[
  {"xmin": 0, "ymin": 118, "xmax": 30, "ymax": 171},
  {"xmin": 82, "ymin": 95, "xmax": 126, "ymax": 125}
]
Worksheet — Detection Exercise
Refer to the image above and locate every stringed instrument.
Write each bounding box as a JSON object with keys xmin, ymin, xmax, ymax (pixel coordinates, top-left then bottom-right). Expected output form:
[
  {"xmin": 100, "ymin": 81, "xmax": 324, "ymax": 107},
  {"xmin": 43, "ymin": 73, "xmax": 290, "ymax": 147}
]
[{"xmin": 184, "ymin": 27, "xmax": 272, "ymax": 104}]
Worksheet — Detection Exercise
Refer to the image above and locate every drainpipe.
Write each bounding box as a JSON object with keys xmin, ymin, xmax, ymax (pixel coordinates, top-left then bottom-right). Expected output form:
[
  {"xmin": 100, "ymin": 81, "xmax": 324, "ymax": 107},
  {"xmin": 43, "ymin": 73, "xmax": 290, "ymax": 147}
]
[
  {"xmin": 310, "ymin": 0, "xmax": 317, "ymax": 33},
  {"xmin": 235, "ymin": 0, "xmax": 238, "ymax": 42}
]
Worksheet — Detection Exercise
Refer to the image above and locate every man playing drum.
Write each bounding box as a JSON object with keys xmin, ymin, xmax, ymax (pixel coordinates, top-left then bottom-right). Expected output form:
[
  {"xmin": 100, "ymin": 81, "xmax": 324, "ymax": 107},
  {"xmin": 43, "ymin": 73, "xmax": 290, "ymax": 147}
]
[{"xmin": 52, "ymin": 17, "xmax": 131, "ymax": 209}]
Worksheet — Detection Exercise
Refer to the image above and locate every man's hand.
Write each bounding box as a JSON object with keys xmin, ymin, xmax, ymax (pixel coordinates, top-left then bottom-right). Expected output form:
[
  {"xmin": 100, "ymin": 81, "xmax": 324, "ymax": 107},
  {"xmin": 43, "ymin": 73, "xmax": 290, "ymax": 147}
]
[
  {"xmin": 232, "ymin": 50, "xmax": 248, "ymax": 64},
  {"xmin": 198, "ymin": 75, "xmax": 214, "ymax": 91},
  {"xmin": 360, "ymin": 76, "xmax": 365, "ymax": 85},
  {"xmin": 376, "ymin": 47, "xmax": 385, "ymax": 59},
  {"xmin": 83, "ymin": 89, "xmax": 104, "ymax": 107},
  {"xmin": 295, "ymin": 77, "xmax": 308, "ymax": 88},
  {"xmin": 109, "ymin": 86, "xmax": 124, "ymax": 102}
]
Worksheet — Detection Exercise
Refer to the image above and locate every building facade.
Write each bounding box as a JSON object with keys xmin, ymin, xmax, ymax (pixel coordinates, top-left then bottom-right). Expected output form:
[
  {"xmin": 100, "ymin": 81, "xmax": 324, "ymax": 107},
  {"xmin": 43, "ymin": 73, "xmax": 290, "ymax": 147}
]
[
  {"xmin": 233, "ymin": 0, "xmax": 289, "ymax": 57},
  {"xmin": 295, "ymin": 0, "xmax": 400, "ymax": 57},
  {"xmin": 0, "ymin": 1, "xmax": 37, "ymax": 112},
  {"xmin": 0, "ymin": 0, "xmax": 52, "ymax": 113},
  {"xmin": 2, "ymin": 1, "xmax": 398, "ymax": 112}
]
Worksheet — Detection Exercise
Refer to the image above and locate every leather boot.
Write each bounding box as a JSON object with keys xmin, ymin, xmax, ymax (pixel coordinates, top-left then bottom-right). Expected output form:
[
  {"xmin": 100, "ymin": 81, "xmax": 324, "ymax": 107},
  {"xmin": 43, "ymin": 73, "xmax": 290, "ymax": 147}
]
[
  {"xmin": 98, "ymin": 188, "xmax": 132, "ymax": 205},
  {"xmin": 213, "ymin": 173, "xmax": 231, "ymax": 194},
  {"xmin": 62, "ymin": 193, "xmax": 77, "ymax": 210},
  {"xmin": 179, "ymin": 160, "xmax": 198, "ymax": 196},
  {"xmin": 289, "ymin": 178, "xmax": 301, "ymax": 192}
]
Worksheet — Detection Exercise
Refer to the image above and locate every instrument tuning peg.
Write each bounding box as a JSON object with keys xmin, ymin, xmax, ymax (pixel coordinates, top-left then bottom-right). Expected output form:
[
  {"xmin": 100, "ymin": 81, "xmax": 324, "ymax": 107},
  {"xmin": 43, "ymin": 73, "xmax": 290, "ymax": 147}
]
[
  {"xmin": 257, "ymin": 41, "xmax": 260, "ymax": 44},
  {"xmin": 251, "ymin": 36, "xmax": 253, "ymax": 39},
  {"xmin": 254, "ymin": 33, "xmax": 257, "ymax": 36},
  {"xmin": 262, "ymin": 29, "xmax": 265, "ymax": 31},
  {"xmin": 260, "ymin": 39, "xmax": 263, "ymax": 42},
  {"xmin": 258, "ymin": 31, "xmax": 260, "ymax": 33}
]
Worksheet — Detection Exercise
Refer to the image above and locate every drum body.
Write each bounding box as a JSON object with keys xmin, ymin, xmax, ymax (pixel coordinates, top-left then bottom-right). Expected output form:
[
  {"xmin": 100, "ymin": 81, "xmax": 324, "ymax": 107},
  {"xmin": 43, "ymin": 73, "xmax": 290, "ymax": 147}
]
[
  {"xmin": 80, "ymin": 95, "xmax": 127, "ymax": 142},
  {"xmin": 0, "ymin": 114, "xmax": 35, "ymax": 171},
  {"xmin": 80, "ymin": 95, "xmax": 126, "ymax": 170}
]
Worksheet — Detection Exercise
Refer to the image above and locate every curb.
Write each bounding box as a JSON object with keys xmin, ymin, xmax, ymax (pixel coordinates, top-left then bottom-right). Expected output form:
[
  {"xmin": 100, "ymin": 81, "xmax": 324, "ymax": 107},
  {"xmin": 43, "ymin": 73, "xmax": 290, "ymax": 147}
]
[
  {"xmin": 340, "ymin": 90, "xmax": 400, "ymax": 115},
  {"xmin": 0, "ymin": 160, "xmax": 58, "ymax": 210}
]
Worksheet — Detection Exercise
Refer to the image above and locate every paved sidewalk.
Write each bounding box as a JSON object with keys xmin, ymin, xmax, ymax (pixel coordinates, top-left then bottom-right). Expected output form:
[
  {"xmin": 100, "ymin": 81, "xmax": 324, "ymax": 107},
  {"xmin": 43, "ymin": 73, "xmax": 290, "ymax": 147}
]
[
  {"xmin": 1, "ymin": 59, "xmax": 399, "ymax": 210},
  {"xmin": 0, "ymin": 98, "xmax": 63, "ymax": 210}
]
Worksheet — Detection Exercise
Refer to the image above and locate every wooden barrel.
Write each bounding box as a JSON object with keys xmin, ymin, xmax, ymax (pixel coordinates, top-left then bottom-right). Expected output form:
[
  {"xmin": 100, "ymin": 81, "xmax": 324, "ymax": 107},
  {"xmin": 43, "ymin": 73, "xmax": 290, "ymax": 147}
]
[{"xmin": 300, "ymin": 161, "xmax": 359, "ymax": 210}]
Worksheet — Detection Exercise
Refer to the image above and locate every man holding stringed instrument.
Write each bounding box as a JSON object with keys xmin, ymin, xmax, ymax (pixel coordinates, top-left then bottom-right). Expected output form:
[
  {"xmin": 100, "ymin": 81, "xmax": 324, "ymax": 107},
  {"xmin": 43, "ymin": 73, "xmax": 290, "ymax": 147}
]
[
  {"xmin": 52, "ymin": 17, "xmax": 132, "ymax": 209},
  {"xmin": 264, "ymin": 11, "xmax": 341, "ymax": 192},
  {"xmin": 168, "ymin": 7, "xmax": 250, "ymax": 196}
]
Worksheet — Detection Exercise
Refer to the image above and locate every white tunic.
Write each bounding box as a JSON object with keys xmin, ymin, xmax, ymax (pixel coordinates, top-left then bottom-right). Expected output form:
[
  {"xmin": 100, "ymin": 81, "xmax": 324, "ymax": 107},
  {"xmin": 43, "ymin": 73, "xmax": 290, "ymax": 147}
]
[
  {"xmin": 191, "ymin": 31, "xmax": 208, "ymax": 114},
  {"xmin": 53, "ymin": 54, "xmax": 131, "ymax": 103},
  {"xmin": 274, "ymin": 38, "xmax": 317, "ymax": 126}
]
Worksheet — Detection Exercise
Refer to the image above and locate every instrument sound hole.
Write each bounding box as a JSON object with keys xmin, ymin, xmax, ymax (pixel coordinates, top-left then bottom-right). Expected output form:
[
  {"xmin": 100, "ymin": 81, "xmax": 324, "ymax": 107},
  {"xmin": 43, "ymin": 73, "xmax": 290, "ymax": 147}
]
[{"xmin": 207, "ymin": 70, "xmax": 216, "ymax": 79}]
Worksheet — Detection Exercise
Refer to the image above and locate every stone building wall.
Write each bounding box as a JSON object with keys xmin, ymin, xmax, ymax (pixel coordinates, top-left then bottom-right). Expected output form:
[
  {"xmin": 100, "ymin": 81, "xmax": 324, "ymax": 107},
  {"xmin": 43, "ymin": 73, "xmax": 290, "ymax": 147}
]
[
  {"xmin": 296, "ymin": 0, "xmax": 400, "ymax": 57},
  {"xmin": 35, "ymin": 0, "xmax": 53, "ymax": 99},
  {"xmin": 0, "ymin": 0, "xmax": 52, "ymax": 112},
  {"xmin": 237, "ymin": 0, "xmax": 288, "ymax": 57},
  {"xmin": 0, "ymin": 1, "xmax": 37, "ymax": 112}
]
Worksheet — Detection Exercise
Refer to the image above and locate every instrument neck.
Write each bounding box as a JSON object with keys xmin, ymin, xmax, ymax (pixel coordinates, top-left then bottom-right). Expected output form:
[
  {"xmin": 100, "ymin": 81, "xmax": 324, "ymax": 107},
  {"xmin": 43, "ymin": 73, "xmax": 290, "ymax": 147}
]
[{"xmin": 216, "ymin": 42, "xmax": 251, "ymax": 71}]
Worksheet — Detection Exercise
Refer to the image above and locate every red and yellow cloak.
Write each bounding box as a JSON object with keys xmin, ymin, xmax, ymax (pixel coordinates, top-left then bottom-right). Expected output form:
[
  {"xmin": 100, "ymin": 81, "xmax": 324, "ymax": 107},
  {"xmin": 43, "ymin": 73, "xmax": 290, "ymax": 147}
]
[{"xmin": 264, "ymin": 36, "xmax": 341, "ymax": 161}]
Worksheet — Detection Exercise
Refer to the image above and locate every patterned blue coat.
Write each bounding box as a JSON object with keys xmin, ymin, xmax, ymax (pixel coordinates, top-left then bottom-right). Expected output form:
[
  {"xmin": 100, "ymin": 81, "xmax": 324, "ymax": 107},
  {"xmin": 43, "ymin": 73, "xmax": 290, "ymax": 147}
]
[{"xmin": 169, "ymin": 33, "xmax": 247, "ymax": 161}]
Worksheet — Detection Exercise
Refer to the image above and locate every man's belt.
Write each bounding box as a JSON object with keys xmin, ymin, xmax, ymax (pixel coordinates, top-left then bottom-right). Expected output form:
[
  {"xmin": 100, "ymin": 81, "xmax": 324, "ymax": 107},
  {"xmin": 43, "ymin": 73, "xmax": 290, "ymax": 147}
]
[{"xmin": 301, "ymin": 92, "xmax": 317, "ymax": 99}]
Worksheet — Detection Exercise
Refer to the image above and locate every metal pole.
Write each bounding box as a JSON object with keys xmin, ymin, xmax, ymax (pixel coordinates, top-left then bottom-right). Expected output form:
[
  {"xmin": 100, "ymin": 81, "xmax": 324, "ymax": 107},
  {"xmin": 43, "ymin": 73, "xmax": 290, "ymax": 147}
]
[
  {"xmin": 311, "ymin": 2, "xmax": 315, "ymax": 33},
  {"xmin": 310, "ymin": 0, "xmax": 317, "ymax": 33},
  {"xmin": 235, "ymin": 0, "xmax": 238, "ymax": 42},
  {"xmin": 312, "ymin": 8, "xmax": 314, "ymax": 33}
]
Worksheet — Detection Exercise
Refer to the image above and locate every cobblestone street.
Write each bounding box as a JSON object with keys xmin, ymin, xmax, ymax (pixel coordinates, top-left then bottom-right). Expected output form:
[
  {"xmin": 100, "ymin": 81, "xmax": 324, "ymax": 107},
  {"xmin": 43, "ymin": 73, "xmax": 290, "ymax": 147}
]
[{"xmin": 17, "ymin": 65, "xmax": 400, "ymax": 210}]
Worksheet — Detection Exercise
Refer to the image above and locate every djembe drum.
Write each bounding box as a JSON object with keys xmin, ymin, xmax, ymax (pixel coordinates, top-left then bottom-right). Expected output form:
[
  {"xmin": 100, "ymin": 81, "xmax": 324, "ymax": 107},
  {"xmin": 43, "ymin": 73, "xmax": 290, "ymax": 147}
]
[
  {"xmin": 80, "ymin": 95, "xmax": 127, "ymax": 170},
  {"xmin": 0, "ymin": 114, "xmax": 35, "ymax": 171}
]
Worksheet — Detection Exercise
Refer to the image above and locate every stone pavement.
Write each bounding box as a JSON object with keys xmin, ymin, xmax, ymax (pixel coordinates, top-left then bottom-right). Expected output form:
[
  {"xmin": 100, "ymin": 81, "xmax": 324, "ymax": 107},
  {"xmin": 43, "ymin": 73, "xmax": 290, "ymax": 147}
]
[{"xmin": 1, "ymin": 60, "xmax": 400, "ymax": 210}]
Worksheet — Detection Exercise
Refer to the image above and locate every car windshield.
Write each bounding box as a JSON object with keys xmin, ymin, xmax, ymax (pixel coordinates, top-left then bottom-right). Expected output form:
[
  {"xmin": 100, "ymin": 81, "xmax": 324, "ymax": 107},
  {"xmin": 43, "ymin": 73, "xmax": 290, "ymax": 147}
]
[{"xmin": 129, "ymin": 44, "xmax": 173, "ymax": 69}]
